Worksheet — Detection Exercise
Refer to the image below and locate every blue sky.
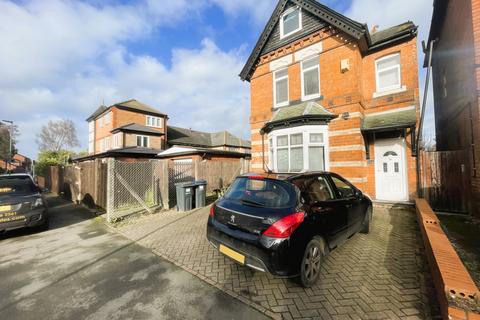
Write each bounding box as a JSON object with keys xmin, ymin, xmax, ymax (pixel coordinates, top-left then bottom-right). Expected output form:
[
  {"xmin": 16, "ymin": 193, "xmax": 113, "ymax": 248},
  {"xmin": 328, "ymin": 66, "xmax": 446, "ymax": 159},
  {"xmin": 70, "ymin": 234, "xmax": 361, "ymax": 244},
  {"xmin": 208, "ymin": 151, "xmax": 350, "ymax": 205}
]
[{"xmin": 0, "ymin": 0, "xmax": 434, "ymax": 159}]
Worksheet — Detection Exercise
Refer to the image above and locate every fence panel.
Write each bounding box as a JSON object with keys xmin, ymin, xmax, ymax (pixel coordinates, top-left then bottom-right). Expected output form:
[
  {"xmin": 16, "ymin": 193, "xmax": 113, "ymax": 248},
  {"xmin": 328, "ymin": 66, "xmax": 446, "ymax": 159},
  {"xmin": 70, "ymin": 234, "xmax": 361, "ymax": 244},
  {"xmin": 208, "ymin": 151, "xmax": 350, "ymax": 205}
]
[
  {"xmin": 106, "ymin": 159, "xmax": 169, "ymax": 222},
  {"xmin": 420, "ymin": 150, "xmax": 470, "ymax": 213},
  {"xmin": 195, "ymin": 159, "xmax": 250, "ymax": 194}
]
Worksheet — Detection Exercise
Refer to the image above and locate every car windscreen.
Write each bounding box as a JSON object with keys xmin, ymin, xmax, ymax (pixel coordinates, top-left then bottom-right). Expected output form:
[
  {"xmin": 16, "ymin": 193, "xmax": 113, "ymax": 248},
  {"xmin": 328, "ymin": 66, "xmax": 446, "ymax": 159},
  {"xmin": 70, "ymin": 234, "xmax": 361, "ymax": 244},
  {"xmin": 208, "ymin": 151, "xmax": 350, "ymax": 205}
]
[
  {"xmin": 223, "ymin": 177, "xmax": 297, "ymax": 208},
  {"xmin": 0, "ymin": 177, "xmax": 37, "ymax": 196}
]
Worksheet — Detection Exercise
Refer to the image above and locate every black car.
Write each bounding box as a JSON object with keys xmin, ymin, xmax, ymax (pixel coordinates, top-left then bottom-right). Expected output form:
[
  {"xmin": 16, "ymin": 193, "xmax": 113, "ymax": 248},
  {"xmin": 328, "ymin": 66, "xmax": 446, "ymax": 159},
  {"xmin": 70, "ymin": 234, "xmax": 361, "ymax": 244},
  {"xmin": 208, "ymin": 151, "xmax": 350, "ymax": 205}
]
[
  {"xmin": 0, "ymin": 174, "xmax": 49, "ymax": 234},
  {"xmin": 206, "ymin": 172, "xmax": 372, "ymax": 287}
]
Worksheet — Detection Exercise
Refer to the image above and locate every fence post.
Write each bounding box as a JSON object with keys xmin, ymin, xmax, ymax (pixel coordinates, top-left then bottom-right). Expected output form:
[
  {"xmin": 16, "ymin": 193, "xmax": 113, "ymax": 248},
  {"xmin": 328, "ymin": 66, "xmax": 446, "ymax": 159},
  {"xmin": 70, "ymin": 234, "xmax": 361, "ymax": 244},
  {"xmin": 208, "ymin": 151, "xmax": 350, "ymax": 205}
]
[
  {"xmin": 106, "ymin": 158, "xmax": 115, "ymax": 223},
  {"xmin": 194, "ymin": 160, "xmax": 199, "ymax": 180}
]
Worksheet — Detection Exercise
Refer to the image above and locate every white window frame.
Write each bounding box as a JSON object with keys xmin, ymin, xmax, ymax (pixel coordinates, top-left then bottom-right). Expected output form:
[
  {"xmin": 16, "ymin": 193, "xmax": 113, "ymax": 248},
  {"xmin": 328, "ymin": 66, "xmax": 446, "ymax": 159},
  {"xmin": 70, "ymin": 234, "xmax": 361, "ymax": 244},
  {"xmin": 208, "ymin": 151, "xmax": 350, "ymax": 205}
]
[
  {"xmin": 136, "ymin": 135, "xmax": 149, "ymax": 148},
  {"xmin": 273, "ymin": 68, "xmax": 289, "ymax": 108},
  {"xmin": 113, "ymin": 133, "xmax": 122, "ymax": 149},
  {"xmin": 375, "ymin": 53, "xmax": 402, "ymax": 93},
  {"xmin": 146, "ymin": 115, "xmax": 162, "ymax": 128},
  {"xmin": 280, "ymin": 6, "xmax": 302, "ymax": 39},
  {"xmin": 268, "ymin": 125, "xmax": 330, "ymax": 173},
  {"xmin": 301, "ymin": 55, "xmax": 321, "ymax": 101}
]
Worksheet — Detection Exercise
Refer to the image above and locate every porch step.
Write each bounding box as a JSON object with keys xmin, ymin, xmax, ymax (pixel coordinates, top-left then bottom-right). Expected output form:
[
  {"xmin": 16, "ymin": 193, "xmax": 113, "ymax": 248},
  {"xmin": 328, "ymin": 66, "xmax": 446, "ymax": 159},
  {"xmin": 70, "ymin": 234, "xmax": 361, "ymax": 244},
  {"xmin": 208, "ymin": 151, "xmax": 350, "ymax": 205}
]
[{"xmin": 373, "ymin": 200, "xmax": 415, "ymax": 210}]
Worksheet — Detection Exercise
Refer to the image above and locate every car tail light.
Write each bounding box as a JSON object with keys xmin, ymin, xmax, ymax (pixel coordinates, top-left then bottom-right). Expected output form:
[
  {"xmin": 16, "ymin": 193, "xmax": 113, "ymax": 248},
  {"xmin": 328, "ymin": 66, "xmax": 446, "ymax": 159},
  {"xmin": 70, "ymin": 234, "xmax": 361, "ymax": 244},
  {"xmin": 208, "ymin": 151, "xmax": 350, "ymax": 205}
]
[
  {"xmin": 248, "ymin": 175, "xmax": 265, "ymax": 180},
  {"xmin": 263, "ymin": 212, "xmax": 305, "ymax": 238},
  {"xmin": 209, "ymin": 203, "xmax": 216, "ymax": 217}
]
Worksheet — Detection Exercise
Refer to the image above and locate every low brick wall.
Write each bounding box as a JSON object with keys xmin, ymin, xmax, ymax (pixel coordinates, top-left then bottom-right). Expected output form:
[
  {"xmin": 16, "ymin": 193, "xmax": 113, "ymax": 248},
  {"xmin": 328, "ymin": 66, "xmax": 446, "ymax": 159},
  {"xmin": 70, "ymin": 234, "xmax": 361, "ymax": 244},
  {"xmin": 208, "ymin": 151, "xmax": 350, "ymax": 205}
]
[{"xmin": 415, "ymin": 199, "xmax": 480, "ymax": 320}]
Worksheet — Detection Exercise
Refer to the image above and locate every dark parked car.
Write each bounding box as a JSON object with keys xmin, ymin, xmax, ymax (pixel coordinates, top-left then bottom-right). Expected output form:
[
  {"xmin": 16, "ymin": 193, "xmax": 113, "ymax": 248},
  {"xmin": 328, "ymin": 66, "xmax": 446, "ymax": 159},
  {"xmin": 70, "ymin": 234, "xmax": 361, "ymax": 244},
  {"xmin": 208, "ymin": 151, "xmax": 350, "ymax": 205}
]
[
  {"xmin": 207, "ymin": 172, "xmax": 372, "ymax": 287},
  {"xmin": 0, "ymin": 174, "xmax": 49, "ymax": 234}
]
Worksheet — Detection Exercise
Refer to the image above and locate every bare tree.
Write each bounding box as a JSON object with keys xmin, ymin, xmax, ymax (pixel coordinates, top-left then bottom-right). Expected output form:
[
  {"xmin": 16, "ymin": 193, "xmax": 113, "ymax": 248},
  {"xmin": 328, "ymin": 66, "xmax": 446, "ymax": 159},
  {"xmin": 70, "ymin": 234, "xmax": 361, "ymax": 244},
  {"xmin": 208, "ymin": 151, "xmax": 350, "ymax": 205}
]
[
  {"xmin": 36, "ymin": 119, "xmax": 80, "ymax": 152},
  {"xmin": 0, "ymin": 123, "xmax": 19, "ymax": 160}
]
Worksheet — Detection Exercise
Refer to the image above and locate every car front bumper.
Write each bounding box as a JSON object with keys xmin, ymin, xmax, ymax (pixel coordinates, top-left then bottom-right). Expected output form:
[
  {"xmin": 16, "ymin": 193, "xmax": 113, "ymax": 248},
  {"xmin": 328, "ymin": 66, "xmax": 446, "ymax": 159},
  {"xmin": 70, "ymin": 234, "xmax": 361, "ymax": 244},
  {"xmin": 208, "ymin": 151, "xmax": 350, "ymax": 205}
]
[{"xmin": 206, "ymin": 218, "xmax": 300, "ymax": 277}]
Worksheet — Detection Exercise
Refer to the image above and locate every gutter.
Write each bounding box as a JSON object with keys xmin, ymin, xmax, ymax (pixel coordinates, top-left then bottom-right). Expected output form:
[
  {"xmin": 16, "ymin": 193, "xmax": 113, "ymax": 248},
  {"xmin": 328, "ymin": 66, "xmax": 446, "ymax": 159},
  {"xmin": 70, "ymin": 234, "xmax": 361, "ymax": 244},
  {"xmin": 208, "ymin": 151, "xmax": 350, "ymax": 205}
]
[{"xmin": 416, "ymin": 39, "xmax": 437, "ymax": 197}]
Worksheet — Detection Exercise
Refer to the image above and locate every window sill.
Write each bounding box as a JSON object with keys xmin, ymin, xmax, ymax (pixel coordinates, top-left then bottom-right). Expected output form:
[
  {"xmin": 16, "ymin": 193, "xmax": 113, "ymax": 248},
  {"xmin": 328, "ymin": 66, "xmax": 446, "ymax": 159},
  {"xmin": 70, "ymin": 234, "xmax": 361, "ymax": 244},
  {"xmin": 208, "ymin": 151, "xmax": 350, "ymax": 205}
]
[
  {"xmin": 373, "ymin": 86, "xmax": 406, "ymax": 98},
  {"xmin": 302, "ymin": 94, "xmax": 321, "ymax": 102}
]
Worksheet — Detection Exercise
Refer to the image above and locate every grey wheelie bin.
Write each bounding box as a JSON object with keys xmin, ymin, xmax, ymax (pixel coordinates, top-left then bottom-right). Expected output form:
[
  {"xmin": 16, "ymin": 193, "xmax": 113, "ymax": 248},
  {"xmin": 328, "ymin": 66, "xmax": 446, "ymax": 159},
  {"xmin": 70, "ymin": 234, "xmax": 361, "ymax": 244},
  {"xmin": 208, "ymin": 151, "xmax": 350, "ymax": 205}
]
[
  {"xmin": 175, "ymin": 182, "xmax": 196, "ymax": 211},
  {"xmin": 194, "ymin": 180, "xmax": 207, "ymax": 208}
]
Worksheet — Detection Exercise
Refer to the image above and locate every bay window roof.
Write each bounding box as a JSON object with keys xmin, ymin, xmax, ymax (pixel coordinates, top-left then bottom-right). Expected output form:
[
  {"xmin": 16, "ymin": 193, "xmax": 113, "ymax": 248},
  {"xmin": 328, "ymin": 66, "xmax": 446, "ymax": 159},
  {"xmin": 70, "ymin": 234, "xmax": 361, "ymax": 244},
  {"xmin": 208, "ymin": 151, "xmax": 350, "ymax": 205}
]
[{"xmin": 261, "ymin": 101, "xmax": 337, "ymax": 134}]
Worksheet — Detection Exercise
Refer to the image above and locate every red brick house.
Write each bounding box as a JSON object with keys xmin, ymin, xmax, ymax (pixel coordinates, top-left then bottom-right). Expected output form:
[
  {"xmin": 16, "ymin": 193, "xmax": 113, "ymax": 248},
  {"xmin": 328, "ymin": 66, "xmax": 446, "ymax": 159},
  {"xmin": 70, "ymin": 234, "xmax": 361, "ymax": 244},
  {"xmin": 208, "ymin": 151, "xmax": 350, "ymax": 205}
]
[
  {"xmin": 85, "ymin": 99, "xmax": 168, "ymax": 159},
  {"xmin": 241, "ymin": 0, "xmax": 420, "ymax": 201},
  {"xmin": 426, "ymin": 0, "xmax": 480, "ymax": 216}
]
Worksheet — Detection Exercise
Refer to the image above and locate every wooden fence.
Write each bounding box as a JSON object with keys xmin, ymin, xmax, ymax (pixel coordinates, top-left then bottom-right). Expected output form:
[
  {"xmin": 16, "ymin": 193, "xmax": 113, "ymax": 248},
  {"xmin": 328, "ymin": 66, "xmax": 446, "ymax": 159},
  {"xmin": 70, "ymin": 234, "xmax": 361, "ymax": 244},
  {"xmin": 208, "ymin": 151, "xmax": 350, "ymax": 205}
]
[
  {"xmin": 44, "ymin": 160, "xmax": 108, "ymax": 210},
  {"xmin": 419, "ymin": 150, "xmax": 470, "ymax": 213},
  {"xmin": 43, "ymin": 158, "xmax": 250, "ymax": 215}
]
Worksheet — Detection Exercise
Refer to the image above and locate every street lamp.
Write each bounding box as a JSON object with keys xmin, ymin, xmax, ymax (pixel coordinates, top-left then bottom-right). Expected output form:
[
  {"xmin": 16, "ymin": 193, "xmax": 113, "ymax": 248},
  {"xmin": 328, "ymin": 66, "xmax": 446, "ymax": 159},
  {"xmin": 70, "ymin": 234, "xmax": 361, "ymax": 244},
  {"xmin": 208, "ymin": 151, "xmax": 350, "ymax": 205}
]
[{"xmin": 2, "ymin": 120, "xmax": 13, "ymax": 172}]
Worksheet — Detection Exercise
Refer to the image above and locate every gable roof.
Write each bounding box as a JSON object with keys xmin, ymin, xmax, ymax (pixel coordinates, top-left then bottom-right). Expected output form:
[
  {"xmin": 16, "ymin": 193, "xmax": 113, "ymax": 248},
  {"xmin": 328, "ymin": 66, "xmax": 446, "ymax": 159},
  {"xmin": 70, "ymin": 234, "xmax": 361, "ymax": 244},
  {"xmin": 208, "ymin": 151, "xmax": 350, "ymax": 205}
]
[
  {"xmin": 86, "ymin": 99, "xmax": 166, "ymax": 121},
  {"xmin": 111, "ymin": 123, "xmax": 165, "ymax": 136},
  {"xmin": 240, "ymin": 0, "xmax": 417, "ymax": 81},
  {"xmin": 167, "ymin": 126, "xmax": 251, "ymax": 149}
]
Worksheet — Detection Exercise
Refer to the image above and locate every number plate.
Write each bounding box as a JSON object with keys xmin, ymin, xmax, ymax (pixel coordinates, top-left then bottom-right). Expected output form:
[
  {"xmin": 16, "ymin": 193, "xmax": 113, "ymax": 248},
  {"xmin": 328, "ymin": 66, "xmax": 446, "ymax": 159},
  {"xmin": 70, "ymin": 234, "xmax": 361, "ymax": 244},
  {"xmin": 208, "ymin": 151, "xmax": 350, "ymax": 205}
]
[
  {"xmin": 219, "ymin": 244, "xmax": 245, "ymax": 264},
  {"xmin": 0, "ymin": 205, "xmax": 12, "ymax": 212},
  {"xmin": 0, "ymin": 212, "xmax": 25, "ymax": 223}
]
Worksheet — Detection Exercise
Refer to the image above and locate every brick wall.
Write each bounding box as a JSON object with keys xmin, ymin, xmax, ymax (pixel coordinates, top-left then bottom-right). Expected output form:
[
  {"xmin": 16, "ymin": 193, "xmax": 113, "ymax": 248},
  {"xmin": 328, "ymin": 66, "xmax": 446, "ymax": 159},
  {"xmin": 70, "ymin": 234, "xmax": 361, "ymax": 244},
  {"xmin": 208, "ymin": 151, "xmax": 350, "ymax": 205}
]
[
  {"xmin": 124, "ymin": 133, "xmax": 163, "ymax": 149},
  {"xmin": 249, "ymin": 27, "xmax": 420, "ymax": 200}
]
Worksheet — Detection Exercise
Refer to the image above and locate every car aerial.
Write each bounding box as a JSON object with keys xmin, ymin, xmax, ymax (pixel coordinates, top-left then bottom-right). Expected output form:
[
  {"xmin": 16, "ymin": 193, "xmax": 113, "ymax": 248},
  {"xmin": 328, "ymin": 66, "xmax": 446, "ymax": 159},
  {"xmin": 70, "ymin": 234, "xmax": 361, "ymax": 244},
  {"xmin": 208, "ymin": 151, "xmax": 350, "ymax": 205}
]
[
  {"xmin": 206, "ymin": 172, "xmax": 372, "ymax": 287},
  {"xmin": 0, "ymin": 173, "xmax": 49, "ymax": 235}
]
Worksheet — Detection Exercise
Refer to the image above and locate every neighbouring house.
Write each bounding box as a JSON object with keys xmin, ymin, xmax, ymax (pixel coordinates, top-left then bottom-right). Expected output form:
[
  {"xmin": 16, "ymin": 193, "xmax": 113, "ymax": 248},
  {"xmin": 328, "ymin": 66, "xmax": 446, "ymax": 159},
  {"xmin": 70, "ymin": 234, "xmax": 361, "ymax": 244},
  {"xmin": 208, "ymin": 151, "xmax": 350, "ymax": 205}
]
[
  {"xmin": 79, "ymin": 99, "xmax": 250, "ymax": 163},
  {"xmin": 425, "ymin": 0, "xmax": 480, "ymax": 216},
  {"xmin": 0, "ymin": 154, "xmax": 32, "ymax": 173},
  {"xmin": 11, "ymin": 154, "xmax": 32, "ymax": 173},
  {"xmin": 242, "ymin": 0, "xmax": 420, "ymax": 202},
  {"xmin": 84, "ymin": 99, "xmax": 168, "ymax": 160},
  {"xmin": 157, "ymin": 126, "xmax": 251, "ymax": 162}
]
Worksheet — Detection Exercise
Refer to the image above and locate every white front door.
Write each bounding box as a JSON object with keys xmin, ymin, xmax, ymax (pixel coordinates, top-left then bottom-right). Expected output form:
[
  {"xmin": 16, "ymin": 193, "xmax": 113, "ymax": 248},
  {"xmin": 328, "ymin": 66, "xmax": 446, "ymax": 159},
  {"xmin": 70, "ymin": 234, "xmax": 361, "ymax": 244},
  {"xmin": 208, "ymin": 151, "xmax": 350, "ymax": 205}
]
[{"xmin": 374, "ymin": 138, "xmax": 408, "ymax": 201}]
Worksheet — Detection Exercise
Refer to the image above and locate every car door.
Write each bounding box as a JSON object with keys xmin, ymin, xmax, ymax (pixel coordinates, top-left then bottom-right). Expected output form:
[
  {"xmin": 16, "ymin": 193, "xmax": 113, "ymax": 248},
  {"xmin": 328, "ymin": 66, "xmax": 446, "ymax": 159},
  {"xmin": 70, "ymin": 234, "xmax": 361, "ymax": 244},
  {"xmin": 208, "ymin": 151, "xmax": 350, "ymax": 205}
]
[
  {"xmin": 302, "ymin": 175, "xmax": 349, "ymax": 249},
  {"xmin": 329, "ymin": 174, "xmax": 364, "ymax": 236}
]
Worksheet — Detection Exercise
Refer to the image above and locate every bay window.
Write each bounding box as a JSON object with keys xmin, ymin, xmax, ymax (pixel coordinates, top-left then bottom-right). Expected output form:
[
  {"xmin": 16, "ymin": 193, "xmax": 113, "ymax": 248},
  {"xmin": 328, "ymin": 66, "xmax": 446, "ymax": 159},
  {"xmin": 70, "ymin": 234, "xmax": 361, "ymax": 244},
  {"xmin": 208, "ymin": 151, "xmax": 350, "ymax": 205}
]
[
  {"xmin": 274, "ymin": 68, "xmax": 289, "ymax": 107},
  {"xmin": 269, "ymin": 126, "xmax": 329, "ymax": 173}
]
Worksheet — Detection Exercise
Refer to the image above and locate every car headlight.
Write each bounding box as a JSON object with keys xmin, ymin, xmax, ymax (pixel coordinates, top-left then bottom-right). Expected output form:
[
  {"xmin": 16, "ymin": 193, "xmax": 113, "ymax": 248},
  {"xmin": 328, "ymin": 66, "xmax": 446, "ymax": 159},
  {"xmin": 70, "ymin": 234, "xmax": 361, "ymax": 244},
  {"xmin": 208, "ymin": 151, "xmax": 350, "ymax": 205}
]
[{"xmin": 32, "ymin": 198, "xmax": 44, "ymax": 208}]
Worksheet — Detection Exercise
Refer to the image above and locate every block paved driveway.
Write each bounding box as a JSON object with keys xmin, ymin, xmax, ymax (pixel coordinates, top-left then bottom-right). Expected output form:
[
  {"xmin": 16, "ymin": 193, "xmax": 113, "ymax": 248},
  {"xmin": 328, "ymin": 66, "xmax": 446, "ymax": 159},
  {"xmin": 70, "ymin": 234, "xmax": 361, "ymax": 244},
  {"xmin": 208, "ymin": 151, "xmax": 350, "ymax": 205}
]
[{"xmin": 116, "ymin": 206, "xmax": 441, "ymax": 320}]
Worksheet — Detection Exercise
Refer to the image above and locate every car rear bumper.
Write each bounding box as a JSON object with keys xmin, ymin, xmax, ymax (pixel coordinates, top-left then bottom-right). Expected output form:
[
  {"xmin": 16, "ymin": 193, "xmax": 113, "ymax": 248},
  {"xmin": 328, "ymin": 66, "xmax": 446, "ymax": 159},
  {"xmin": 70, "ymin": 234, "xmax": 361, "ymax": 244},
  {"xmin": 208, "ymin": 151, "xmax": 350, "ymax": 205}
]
[
  {"xmin": 0, "ymin": 209, "xmax": 47, "ymax": 232},
  {"xmin": 206, "ymin": 218, "xmax": 299, "ymax": 277}
]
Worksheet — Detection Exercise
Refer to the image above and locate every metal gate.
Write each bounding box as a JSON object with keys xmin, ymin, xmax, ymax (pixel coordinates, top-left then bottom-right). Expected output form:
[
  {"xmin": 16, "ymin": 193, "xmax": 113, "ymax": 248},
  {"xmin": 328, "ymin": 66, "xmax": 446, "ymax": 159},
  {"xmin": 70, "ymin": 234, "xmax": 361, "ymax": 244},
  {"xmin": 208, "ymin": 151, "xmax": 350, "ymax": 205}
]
[{"xmin": 168, "ymin": 160, "xmax": 195, "ymax": 208}]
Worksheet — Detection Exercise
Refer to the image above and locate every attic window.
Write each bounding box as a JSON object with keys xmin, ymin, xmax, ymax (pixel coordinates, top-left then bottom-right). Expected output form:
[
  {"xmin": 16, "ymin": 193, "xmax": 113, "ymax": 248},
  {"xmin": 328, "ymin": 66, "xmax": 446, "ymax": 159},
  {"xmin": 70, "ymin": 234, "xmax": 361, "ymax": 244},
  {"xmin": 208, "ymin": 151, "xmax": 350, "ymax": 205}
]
[{"xmin": 280, "ymin": 7, "xmax": 302, "ymax": 39}]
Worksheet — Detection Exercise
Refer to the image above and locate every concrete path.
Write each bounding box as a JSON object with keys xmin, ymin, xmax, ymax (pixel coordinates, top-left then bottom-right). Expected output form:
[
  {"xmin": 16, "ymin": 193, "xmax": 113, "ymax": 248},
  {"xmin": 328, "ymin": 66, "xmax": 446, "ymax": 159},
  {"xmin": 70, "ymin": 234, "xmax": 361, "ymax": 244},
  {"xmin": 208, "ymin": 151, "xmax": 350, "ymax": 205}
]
[{"xmin": 0, "ymin": 196, "xmax": 269, "ymax": 320}]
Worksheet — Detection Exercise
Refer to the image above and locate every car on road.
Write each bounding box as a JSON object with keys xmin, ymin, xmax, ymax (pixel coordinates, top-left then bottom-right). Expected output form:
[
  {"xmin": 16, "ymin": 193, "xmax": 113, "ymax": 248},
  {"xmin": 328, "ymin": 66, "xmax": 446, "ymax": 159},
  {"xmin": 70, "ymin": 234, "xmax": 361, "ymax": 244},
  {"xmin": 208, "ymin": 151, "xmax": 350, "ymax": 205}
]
[
  {"xmin": 0, "ymin": 173, "xmax": 49, "ymax": 234},
  {"xmin": 207, "ymin": 172, "xmax": 372, "ymax": 287}
]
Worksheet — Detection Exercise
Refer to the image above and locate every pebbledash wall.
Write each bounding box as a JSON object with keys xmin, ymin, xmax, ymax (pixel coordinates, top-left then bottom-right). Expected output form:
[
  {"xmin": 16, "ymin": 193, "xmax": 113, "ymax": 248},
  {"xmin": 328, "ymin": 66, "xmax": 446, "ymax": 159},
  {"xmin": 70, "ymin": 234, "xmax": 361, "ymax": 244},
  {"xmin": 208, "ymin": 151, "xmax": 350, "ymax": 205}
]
[{"xmin": 249, "ymin": 27, "xmax": 420, "ymax": 200}]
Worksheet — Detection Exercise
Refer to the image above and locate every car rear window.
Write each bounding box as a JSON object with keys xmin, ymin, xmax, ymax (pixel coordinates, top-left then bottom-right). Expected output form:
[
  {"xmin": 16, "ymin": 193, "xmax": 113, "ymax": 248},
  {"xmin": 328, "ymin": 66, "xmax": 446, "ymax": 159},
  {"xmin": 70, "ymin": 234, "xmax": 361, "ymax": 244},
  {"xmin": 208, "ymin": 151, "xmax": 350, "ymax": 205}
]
[
  {"xmin": 224, "ymin": 177, "xmax": 297, "ymax": 208},
  {"xmin": 0, "ymin": 176, "xmax": 37, "ymax": 195}
]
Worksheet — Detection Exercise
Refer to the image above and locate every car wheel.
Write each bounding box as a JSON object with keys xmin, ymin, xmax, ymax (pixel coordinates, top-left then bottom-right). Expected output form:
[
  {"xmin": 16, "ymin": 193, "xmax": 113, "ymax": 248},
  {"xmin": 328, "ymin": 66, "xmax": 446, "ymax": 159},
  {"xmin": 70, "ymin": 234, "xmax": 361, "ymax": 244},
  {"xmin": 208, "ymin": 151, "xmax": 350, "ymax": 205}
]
[
  {"xmin": 299, "ymin": 237, "xmax": 325, "ymax": 288},
  {"xmin": 36, "ymin": 216, "xmax": 49, "ymax": 232},
  {"xmin": 360, "ymin": 206, "xmax": 372, "ymax": 234}
]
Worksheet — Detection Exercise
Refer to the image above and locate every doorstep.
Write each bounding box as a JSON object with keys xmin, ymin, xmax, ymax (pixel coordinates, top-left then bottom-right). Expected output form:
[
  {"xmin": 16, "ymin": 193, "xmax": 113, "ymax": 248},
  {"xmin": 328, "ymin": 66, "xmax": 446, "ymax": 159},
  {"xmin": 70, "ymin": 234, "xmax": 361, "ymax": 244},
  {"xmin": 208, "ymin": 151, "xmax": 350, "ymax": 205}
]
[{"xmin": 373, "ymin": 200, "xmax": 415, "ymax": 210}]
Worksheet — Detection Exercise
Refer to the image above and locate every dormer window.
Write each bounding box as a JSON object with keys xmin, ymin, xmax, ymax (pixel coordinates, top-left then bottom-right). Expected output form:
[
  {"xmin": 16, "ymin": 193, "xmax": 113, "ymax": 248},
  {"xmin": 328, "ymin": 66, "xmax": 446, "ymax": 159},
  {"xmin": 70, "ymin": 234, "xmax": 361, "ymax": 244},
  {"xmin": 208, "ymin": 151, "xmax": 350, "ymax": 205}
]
[{"xmin": 280, "ymin": 7, "xmax": 302, "ymax": 39}]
